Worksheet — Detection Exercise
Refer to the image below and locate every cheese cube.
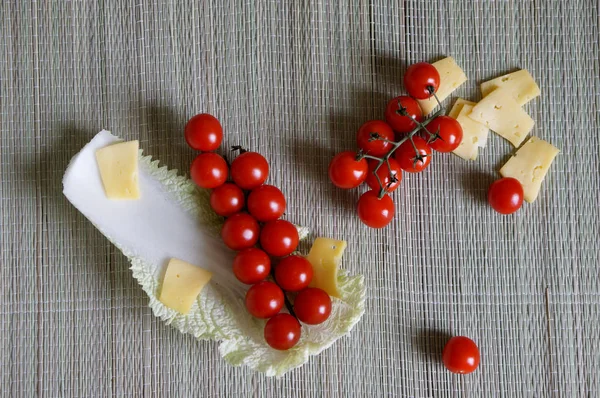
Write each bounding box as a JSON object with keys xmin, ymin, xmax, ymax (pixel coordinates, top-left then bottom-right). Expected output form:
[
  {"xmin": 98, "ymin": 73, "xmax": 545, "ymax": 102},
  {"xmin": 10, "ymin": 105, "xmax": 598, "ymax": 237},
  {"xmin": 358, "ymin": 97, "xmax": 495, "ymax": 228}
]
[
  {"xmin": 417, "ymin": 57, "xmax": 468, "ymax": 115},
  {"xmin": 95, "ymin": 140, "xmax": 140, "ymax": 199},
  {"xmin": 448, "ymin": 98, "xmax": 477, "ymax": 119},
  {"xmin": 452, "ymin": 104, "xmax": 490, "ymax": 160},
  {"xmin": 307, "ymin": 237, "xmax": 347, "ymax": 298},
  {"xmin": 481, "ymin": 69, "xmax": 540, "ymax": 106},
  {"xmin": 468, "ymin": 88, "xmax": 534, "ymax": 147},
  {"xmin": 499, "ymin": 137, "xmax": 559, "ymax": 203},
  {"xmin": 159, "ymin": 258, "xmax": 213, "ymax": 314}
]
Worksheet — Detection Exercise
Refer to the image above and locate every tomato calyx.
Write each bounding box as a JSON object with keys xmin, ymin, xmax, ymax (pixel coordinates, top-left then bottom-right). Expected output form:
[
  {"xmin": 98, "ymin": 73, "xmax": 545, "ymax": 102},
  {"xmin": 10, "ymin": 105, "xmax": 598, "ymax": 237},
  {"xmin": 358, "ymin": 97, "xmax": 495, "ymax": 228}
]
[{"xmin": 231, "ymin": 145, "xmax": 248, "ymax": 154}]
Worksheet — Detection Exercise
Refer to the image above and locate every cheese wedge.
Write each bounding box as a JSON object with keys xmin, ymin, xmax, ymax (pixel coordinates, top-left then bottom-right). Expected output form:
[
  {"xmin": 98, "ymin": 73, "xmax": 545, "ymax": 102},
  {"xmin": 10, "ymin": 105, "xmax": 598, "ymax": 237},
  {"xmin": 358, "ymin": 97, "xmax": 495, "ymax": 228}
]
[
  {"xmin": 95, "ymin": 140, "xmax": 140, "ymax": 199},
  {"xmin": 452, "ymin": 104, "xmax": 490, "ymax": 160},
  {"xmin": 159, "ymin": 258, "xmax": 213, "ymax": 314},
  {"xmin": 468, "ymin": 88, "xmax": 534, "ymax": 147},
  {"xmin": 448, "ymin": 98, "xmax": 476, "ymax": 119},
  {"xmin": 499, "ymin": 137, "xmax": 559, "ymax": 203},
  {"xmin": 307, "ymin": 237, "xmax": 347, "ymax": 298},
  {"xmin": 481, "ymin": 69, "xmax": 540, "ymax": 106},
  {"xmin": 417, "ymin": 57, "xmax": 468, "ymax": 115}
]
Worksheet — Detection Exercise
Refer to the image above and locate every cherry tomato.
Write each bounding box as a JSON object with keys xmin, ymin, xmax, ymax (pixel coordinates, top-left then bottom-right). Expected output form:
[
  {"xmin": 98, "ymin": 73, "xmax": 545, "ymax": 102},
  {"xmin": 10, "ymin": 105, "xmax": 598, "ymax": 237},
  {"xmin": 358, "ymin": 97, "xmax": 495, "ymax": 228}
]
[
  {"xmin": 260, "ymin": 220, "xmax": 299, "ymax": 257},
  {"xmin": 293, "ymin": 288, "xmax": 332, "ymax": 325},
  {"xmin": 424, "ymin": 116, "xmax": 463, "ymax": 153},
  {"xmin": 365, "ymin": 158, "xmax": 402, "ymax": 193},
  {"xmin": 403, "ymin": 62, "xmax": 441, "ymax": 100},
  {"xmin": 274, "ymin": 255, "xmax": 313, "ymax": 292},
  {"xmin": 328, "ymin": 151, "xmax": 369, "ymax": 189},
  {"xmin": 385, "ymin": 96, "xmax": 423, "ymax": 133},
  {"xmin": 245, "ymin": 281, "xmax": 284, "ymax": 319},
  {"xmin": 264, "ymin": 313, "xmax": 301, "ymax": 350},
  {"xmin": 230, "ymin": 151, "xmax": 269, "ymax": 190},
  {"xmin": 488, "ymin": 178, "xmax": 524, "ymax": 214},
  {"xmin": 184, "ymin": 113, "xmax": 223, "ymax": 151},
  {"xmin": 356, "ymin": 120, "xmax": 395, "ymax": 157},
  {"xmin": 232, "ymin": 248, "xmax": 271, "ymax": 284},
  {"xmin": 442, "ymin": 336, "xmax": 480, "ymax": 374},
  {"xmin": 394, "ymin": 136, "xmax": 432, "ymax": 173},
  {"xmin": 356, "ymin": 190, "xmax": 395, "ymax": 228},
  {"xmin": 221, "ymin": 213, "xmax": 260, "ymax": 250},
  {"xmin": 210, "ymin": 183, "xmax": 245, "ymax": 217},
  {"xmin": 190, "ymin": 153, "xmax": 228, "ymax": 188},
  {"xmin": 247, "ymin": 185, "xmax": 286, "ymax": 222}
]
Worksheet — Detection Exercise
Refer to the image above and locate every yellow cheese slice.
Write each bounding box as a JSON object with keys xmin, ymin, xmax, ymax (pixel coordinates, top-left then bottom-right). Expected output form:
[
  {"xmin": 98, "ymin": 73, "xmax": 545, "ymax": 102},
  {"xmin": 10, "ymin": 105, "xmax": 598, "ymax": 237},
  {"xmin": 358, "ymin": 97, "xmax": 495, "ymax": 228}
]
[
  {"xmin": 499, "ymin": 137, "xmax": 559, "ymax": 203},
  {"xmin": 95, "ymin": 140, "xmax": 140, "ymax": 199},
  {"xmin": 306, "ymin": 237, "xmax": 347, "ymax": 298},
  {"xmin": 448, "ymin": 98, "xmax": 476, "ymax": 119},
  {"xmin": 159, "ymin": 258, "xmax": 213, "ymax": 314},
  {"xmin": 481, "ymin": 69, "xmax": 540, "ymax": 106},
  {"xmin": 417, "ymin": 57, "xmax": 468, "ymax": 115},
  {"xmin": 468, "ymin": 88, "xmax": 534, "ymax": 147},
  {"xmin": 452, "ymin": 104, "xmax": 489, "ymax": 161}
]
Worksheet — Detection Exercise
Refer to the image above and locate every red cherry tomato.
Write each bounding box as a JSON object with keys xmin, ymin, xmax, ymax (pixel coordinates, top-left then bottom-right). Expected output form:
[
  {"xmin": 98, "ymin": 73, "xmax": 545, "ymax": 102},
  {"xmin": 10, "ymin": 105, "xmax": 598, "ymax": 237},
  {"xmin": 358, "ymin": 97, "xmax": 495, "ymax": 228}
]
[
  {"xmin": 394, "ymin": 136, "xmax": 432, "ymax": 173},
  {"xmin": 264, "ymin": 313, "xmax": 301, "ymax": 350},
  {"xmin": 232, "ymin": 248, "xmax": 271, "ymax": 284},
  {"xmin": 274, "ymin": 255, "xmax": 313, "ymax": 292},
  {"xmin": 210, "ymin": 183, "xmax": 245, "ymax": 217},
  {"xmin": 488, "ymin": 178, "xmax": 524, "ymax": 214},
  {"xmin": 190, "ymin": 153, "xmax": 228, "ymax": 188},
  {"xmin": 403, "ymin": 62, "xmax": 441, "ymax": 100},
  {"xmin": 425, "ymin": 116, "xmax": 463, "ymax": 152},
  {"xmin": 245, "ymin": 281, "xmax": 284, "ymax": 319},
  {"xmin": 328, "ymin": 151, "xmax": 369, "ymax": 189},
  {"xmin": 442, "ymin": 336, "xmax": 480, "ymax": 374},
  {"xmin": 184, "ymin": 113, "xmax": 223, "ymax": 151},
  {"xmin": 221, "ymin": 213, "xmax": 260, "ymax": 250},
  {"xmin": 260, "ymin": 220, "xmax": 299, "ymax": 257},
  {"xmin": 365, "ymin": 158, "xmax": 402, "ymax": 193},
  {"xmin": 356, "ymin": 190, "xmax": 395, "ymax": 228},
  {"xmin": 230, "ymin": 151, "xmax": 269, "ymax": 190},
  {"xmin": 293, "ymin": 288, "xmax": 332, "ymax": 325},
  {"xmin": 247, "ymin": 185, "xmax": 286, "ymax": 222},
  {"xmin": 356, "ymin": 120, "xmax": 395, "ymax": 157},
  {"xmin": 385, "ymin": 96, "xmax": 423, "ymax": 133}
]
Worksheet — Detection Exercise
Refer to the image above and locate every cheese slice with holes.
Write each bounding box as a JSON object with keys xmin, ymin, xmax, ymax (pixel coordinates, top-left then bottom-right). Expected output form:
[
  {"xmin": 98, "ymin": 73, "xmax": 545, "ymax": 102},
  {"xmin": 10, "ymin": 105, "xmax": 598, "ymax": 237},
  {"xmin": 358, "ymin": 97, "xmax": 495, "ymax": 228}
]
[
  {"xmin": 452, "ymin": 104, "xmax": 490, "ymax": 160},
  {"xmin": 95, "ymin": 140, "xmax": 140, "ymax": 199},
  {"xmin": 448, "ymin": 98, "xmax": 477, "ymax": 119},
  {"xmin": 499, "ymin": 137, "xmax": 559, "ymax": 203},
  {"xmin": 481, "ymin": 69, "xmax": 540, "ymax": 106},
  {"xmin": 468, "ymin": 88, "xmax": 534, "ymax": 147},
  {"xmin": 159, "ymin": 258, "xmax": 213, "ymax": 314},
  {"xmin": 417, "ymin": 57, "xmax": 468, "ymax": 115},
  {"xmin": 307, "ymin": 237, "xmax": 347, "ymax": 298}
]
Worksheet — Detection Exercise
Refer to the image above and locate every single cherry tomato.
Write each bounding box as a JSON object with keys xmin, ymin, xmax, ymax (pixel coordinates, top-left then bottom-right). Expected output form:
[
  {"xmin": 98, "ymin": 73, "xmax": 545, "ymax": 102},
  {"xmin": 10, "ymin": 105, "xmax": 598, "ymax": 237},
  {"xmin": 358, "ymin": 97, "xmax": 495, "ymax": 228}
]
[
  {"xmin": 488, "ymin": 177, "xmax": 524, "ymax": 215},
  {"xmin": 230, "ymin": 151, "xmax": 269, "ymax": 190},
  {"xmin": 442, "ymin": 336, "xmax": 480, "ymax": 374},
  {"xmin": 356, "ymin": 190, "xmax": 395, "ymax": 228},
  {"xmin": 385, "ymin": 96, "xmax": 423, "ymax": 133},
  {"xmin": 260, "ymin": 220, "xmax": 299, "ymax": 257},
  {"xmin": 221, "ymin": 213, "xmax": 260, "ymax": 250},
  {"xmin": 394, "ymin": 136, "xmax": 432, "ymax": 173},
  {"xmin": 232, "ymin": 248, "xmax": 271, "ymax": 284},
  {"xmin": 210, "ymin": 183, "xmax": 245, "ymax": 217},
  {"xmin": 184, "ymin": 113, "xmax": 223, "ymax": 151},
  {"xmin": 293, "ymin": 288, "xmax": 332, "ymax": 325},
  {"xmin": 356, "ymin": 120, "xmax": 395, "ymax": 157},
  {"xmin": 190, "ymin": 153, "xmax": 228, "ymax": 188},
  {"xmin": 264, "ymin": 313, "xmax": 301, "ymax": 350},
  {"xmin": 424, "ymin": 116, "xmax": 463, "ymax": 152},
  {"xmin": 274, "ymin": 255, "xmax": 313, "ymax": 292},
  {"xmin": 245, "ymin": 281, "xmax": 284, "ymax": 319},
  {"xmin": 365, "ymin": 158, "xmax": 402, "ymax": 193},
  {"xmin": 403, "ymin": 62, "xmax": 441, "ymax": 100},
  {"xmin": 328, "ymin": 151, "xmax": 369, "ymax": 189},
  {"xmin": 247, "ymin": 185, "xmax": 286, "ymax": 222}
]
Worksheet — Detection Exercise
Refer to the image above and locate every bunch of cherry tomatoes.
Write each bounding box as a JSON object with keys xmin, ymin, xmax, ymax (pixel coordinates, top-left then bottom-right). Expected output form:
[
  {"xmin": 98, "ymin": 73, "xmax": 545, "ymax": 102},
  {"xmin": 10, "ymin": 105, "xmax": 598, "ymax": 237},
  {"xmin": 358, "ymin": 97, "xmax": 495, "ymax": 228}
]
[{"xmin": 185, "ymin": 113, "xmax": 332, "ymax": 351}]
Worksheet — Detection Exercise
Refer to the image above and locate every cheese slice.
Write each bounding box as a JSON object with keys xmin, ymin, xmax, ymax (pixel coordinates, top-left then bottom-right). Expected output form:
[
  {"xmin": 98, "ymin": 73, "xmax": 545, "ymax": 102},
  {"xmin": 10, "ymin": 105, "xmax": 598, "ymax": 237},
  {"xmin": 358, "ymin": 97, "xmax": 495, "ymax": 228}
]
[
  {"xmin": 499, "ymin": 137, "xmax": 559, "ymax": 203},
  {"xmin": 307, "ymin": 237, "xmax": 347, "ymax": 298},
  {"xmin": 481, "ymin": 69, "xmax": 540, "ymax": 106},
  {"xmin": 468, "ymin": 88, "xmax": 534, "ymax": 147},
  {"xmin": 159, "ymin": 258, "xmax": 213, "ymax": 314},
  {"xmin": 452, "ymin": 104, "xmax": 490, "ymax": 160},
  {"xmin": 95, "ymin": 140, "xmax": 140, "ymax": 199},
  {"xmin": 448, "ymin": 98, "xmax": 477, "ymax": 119},
  {"xmin": 417, "ymin": 57, "xmax": 468, "ymax": 115}
]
